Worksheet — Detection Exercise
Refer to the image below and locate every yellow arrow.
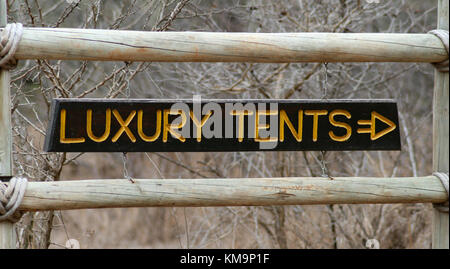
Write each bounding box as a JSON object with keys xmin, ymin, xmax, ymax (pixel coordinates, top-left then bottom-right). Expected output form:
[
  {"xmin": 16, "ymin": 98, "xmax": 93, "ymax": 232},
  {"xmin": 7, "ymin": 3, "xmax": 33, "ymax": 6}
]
[{"xmin": 357, "ymin": 111, "xmax": 397, "ymax": 140}]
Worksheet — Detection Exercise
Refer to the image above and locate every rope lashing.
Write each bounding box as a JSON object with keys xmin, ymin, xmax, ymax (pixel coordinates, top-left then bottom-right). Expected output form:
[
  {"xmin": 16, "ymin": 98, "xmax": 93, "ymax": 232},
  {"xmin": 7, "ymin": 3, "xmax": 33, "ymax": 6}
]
[
  {"xmin": 0, "ymin": 23, "xmax": 23, "ymax": 70},
  {"xmin": 428, "ymin": 29, "xmax": 449, "ymax": 72},
  {"xmin": 433, "ymin": 172, "xmax": 449, "ymax": 213},
  {"xmin": 0, "ymin": 177, "xmax": 28, "ymax": 222}
]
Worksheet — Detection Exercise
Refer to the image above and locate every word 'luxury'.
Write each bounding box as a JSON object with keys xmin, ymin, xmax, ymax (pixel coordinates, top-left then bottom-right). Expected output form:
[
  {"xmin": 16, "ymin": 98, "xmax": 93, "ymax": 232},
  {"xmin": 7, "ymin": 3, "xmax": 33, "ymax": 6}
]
[{"xmin": 59, "ymin": 105, "xmax": 394, "ymax": 144}]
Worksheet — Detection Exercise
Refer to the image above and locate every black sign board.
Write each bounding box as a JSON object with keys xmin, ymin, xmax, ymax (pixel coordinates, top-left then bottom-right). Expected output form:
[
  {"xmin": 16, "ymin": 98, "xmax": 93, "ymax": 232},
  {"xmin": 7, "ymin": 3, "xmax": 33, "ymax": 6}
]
[{"xmin": 44, "ymin": 99, "xmax": 401, "ymax": 152}]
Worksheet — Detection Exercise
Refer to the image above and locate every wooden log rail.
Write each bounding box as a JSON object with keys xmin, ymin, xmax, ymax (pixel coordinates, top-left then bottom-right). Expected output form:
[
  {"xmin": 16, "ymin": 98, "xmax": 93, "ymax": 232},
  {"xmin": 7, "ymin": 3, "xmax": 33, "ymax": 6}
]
[
  {"xmin": 19, "ymin": 176, "xmax": 447, "ymax": 211},
  {"xmin": 9, "ymin": 28, "xmax": 448, "ymax": 63}
]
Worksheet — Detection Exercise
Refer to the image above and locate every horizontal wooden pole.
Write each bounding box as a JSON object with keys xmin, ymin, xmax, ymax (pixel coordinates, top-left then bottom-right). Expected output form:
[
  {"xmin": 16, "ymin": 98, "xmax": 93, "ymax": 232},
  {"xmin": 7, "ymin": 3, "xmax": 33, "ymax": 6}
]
[
  {"xmin": 19, "ymin": 176, "xmax": 447, "ymax": 211},
  {"xmin": 10, "ymin": 28, "xmax": 447, "ymax": 63}
]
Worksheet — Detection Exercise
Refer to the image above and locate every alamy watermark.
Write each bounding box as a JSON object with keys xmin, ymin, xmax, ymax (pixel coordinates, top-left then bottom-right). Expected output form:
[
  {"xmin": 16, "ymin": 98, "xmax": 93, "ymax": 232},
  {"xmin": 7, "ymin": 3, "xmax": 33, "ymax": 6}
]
[{"xmin": 168, "ymin": 95, "xmax": 279, "ymax": 149}]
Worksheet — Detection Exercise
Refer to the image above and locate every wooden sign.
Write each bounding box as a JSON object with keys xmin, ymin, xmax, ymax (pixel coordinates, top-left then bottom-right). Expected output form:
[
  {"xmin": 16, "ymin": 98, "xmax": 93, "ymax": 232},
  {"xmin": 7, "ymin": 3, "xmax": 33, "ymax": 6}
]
[{"xmin": 44, "ymin": 99, "xmax": 401, "ymax": 152}]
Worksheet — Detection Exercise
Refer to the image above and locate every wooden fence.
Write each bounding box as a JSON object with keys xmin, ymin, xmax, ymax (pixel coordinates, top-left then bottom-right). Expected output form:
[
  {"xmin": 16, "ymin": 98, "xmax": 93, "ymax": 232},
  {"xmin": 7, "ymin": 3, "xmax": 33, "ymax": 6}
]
[{"xmin": 0, "ymin": 0, "xmax": 448, "ymax": 249}]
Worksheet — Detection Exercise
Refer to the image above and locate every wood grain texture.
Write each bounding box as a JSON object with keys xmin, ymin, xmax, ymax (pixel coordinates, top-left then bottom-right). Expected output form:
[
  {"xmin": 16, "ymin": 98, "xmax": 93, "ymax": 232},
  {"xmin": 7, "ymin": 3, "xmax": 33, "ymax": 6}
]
[
  {"xmin": 0, "ymin": 0, "xmax": 16, "ymax": 249},
  {"xmin": 432, "ymin": 0, "xmax": 449, "ymax": 250},
  {"xmin": 0, "ymin": 221, "xmax": 14, "ymax": 249},
  {"xmin": 18, "ymin": 176, "xmax": 447, "ymax": 211},
  {"xmin": 10, "ymin": 28, "xmax": 447, "ymax": 63},
  {"xmin": 0, "ymin": 71, "xmax": 11, "ymax": 177}
]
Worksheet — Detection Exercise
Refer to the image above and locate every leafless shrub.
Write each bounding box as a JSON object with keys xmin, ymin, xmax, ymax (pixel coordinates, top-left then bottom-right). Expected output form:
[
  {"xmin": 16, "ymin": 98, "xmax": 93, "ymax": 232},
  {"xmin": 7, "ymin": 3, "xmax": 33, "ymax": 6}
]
[{"xmin": 7, "ymin": 0, "xmax": 436, "ymax": 249}]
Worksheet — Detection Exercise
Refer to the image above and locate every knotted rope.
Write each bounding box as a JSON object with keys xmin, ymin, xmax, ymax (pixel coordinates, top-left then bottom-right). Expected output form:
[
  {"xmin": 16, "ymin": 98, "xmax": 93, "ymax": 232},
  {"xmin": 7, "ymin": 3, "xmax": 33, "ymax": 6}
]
[
  {"xmin": 428, "ymin": 29, "xmax": 449, "ymax": 72},
  {"xmin": 0, "ymin": 23, "xmax": 23, "ymax": 70},
  {"xmin": 0, "ymin": 177, "xmax": 28, "ymax": 222},
  {"xmin": 433, "ymin": 172, "xmax": 449, "ymax": 213}
]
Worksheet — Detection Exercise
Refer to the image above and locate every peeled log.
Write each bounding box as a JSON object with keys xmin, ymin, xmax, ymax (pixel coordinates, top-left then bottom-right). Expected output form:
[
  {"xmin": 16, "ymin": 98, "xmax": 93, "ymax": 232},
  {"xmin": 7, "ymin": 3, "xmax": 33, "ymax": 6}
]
[
  {"xmin": 19, "ymin": 176, "xmax": 447, "ymax": 211},
  {"xmin": 11, "ymin": 28, "xmax": 448, "ymax": 63}
]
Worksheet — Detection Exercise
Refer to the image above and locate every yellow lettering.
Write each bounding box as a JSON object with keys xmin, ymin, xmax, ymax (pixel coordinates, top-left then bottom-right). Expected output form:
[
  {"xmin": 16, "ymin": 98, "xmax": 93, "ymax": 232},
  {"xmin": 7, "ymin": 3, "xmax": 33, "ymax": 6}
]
[
  {"xmin": 279, "ymin": 110, "xmax": 303, "ymax": 142},
  {"xmin": 230, "ymin": 110, "xmax": 254, "ymax": 142},
  {"xmin": 255, "ymin": 110, "xmax": 278, "ymax": 142},
  {"xmin": 86, "ymin": 109, "xmax": 111, "ymax": 142},
  {"xmin": 138, "ymin": 109, "xmax": 161, "ymax": 142},
  {"xmin": 190, "ymin": 111, "xmax": 212, "ymax": 142},
  {"xmin": 305, "ymin": 110, "xmax": 328, "ymax": 142},
  {"xmin": 328, "ymin": 109, "xmax": 352, "ymax": 142},
  {"xmin": 357, "ymin": 111, "xmax": 397, "ymax": 140},
  {"xmin": 60, "ymin": 109, "xmax": 85, "ymax": 144},
  {"xmin": 111, "ymin": 110, "xmax": 137, "ymax": 142},
  {"xmin": 163, "ymin": 109, "xmax": 186, "ymax": 142}
]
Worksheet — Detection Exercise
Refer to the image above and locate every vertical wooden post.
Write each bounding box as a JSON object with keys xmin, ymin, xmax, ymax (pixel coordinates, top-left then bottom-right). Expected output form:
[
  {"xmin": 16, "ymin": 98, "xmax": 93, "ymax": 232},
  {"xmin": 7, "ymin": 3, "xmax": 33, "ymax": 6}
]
[
  {"xmin": 0, "ymin": 0, "xmax": 16, "ymax": 249},
  {"xmin": 432, "ymin": 0, "xmax": 449, "ymax": 249}
]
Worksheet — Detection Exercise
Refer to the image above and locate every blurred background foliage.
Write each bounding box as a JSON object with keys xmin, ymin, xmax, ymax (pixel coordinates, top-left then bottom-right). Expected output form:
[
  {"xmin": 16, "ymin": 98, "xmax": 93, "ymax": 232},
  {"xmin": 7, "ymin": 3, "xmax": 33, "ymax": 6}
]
[{"xmin": 6, "ymin": 0, "xmax": 437, "ymax": 248}]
